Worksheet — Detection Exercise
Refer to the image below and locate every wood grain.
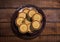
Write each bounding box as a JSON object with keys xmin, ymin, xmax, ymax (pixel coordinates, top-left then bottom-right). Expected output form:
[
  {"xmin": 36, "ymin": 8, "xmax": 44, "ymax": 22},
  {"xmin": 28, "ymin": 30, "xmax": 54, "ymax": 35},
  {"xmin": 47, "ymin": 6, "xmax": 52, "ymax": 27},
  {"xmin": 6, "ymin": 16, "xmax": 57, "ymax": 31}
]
[
  {"xmin": 0, "ymin": 22, "xmax": 60, "ymax": 36},
  {"xmin": 0, "ymin": 9, "xmax": 60, "ymax": 23},
  {"xmin": 0, "ymin": 36, "xmax": 60, "ymax": 42},
  {"xmin": 0, "ymin": 23, "xmax": 14, "ymax": 36},
  {"xmin": 42, "ymin": 9, "xmax": 60, "ymax": 22},
  {"xmin": 0, "ymin": 0, "xmax": 60, "ymax": 9},
  {"xmin": 0, "ymin": 0, "xmax": 60, "ymax": 42},
  {"xmin": 57, "ymin": 23, "xmax": 60, "ymax": 34},
  {"xmin": 0, "ymin": 9, "xmax": 15, "ymax": 23}
]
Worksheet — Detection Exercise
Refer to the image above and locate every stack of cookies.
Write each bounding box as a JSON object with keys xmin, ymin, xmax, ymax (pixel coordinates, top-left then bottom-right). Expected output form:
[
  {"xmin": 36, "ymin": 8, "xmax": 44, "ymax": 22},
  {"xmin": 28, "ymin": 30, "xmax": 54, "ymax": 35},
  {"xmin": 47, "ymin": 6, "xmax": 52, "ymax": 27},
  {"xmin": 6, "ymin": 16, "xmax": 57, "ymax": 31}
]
[{"xmin": 15, "ymin": 7, "xmax": 42, "ymax": 34}]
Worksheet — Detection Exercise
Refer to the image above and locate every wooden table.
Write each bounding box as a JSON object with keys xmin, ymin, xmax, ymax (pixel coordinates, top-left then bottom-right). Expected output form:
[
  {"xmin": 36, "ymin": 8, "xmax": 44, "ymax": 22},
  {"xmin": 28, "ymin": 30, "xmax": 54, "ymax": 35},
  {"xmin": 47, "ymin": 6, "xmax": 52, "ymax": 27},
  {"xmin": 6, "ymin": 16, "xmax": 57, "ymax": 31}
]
[{"xmin": 0, "ymin": 0, "xmax": 60, "ymax": 42}]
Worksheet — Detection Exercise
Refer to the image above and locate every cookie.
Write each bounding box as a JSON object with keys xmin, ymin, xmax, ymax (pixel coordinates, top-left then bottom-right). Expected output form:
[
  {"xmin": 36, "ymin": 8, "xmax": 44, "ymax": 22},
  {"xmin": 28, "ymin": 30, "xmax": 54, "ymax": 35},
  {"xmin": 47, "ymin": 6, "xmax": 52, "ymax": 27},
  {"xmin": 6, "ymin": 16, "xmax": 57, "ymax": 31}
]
[
  {"xmin": 32, "ymin": 13, "xmax": 42, "ymax": 22},
  {"xmin": 15, "ymin": 17, "xmax": 24, "ymax": 26},
  {"xmin": 19, "ymin": 24, "xmax": 28, "ymax": 34}
]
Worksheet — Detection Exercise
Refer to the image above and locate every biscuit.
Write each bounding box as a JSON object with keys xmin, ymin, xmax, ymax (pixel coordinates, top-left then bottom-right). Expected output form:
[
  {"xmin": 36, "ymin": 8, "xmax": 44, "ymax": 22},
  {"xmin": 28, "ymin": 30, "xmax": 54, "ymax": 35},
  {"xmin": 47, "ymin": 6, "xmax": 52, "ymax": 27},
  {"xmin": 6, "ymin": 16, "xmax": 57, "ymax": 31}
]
[
  {"xmin": 23, "ymin": 7, "xmax": 30, "ymax": 14},
  {"xmin": 28, "ymin": 9, "xmax": 37, "ymax": 17},
  {"xmin": 32, "ymin": 13, "xmax": 42, "ymax": 22},
  {"xmin": 19, "ymin": 24, "xmax": 28, "ymax": 34},
  {"xmin": 18, "ymin": 12, "xmax": 26, "ymax": 18},
  {"xmin": 32, "ymin": 21, "xmax": 41, "ymax": 30},
  {"xmin": 15, "ymin": 17, "xmax": 24, "ymax": 26}
]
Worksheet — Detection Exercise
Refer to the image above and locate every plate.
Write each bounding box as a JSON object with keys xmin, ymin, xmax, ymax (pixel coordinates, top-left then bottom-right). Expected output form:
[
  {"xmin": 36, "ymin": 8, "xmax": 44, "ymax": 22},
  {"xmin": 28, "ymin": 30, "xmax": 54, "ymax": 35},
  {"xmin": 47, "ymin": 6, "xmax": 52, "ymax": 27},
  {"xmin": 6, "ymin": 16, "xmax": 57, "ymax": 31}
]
[{"xmin": 11, "ymin": 4, "xmax": 46, "ymax": 40}]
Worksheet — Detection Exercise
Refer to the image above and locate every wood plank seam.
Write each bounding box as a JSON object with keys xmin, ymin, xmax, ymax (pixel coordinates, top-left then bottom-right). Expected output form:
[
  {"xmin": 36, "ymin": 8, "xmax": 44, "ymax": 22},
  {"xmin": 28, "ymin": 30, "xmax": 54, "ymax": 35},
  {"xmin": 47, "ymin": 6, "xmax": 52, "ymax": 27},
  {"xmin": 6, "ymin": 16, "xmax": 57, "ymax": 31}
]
[{"xmin": 0, "ymin": 7, "xmax": 60, "ymax": 9}]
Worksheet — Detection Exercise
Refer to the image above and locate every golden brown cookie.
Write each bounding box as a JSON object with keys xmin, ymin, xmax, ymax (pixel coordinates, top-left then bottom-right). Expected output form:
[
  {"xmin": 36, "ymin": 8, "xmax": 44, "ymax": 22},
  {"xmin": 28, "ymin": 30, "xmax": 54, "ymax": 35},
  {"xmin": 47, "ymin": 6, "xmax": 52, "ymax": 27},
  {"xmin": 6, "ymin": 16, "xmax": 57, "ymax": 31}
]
[
  {"xmin": 24, "ymin": 19, "xmax": 31, "ymax": 25},
  {"xmin": 32, "ymin": 13, "xmax": 42, "ymax": 22},
  {"xmin": 32, "ymin": 21, "xmax": 41, "ymax": 30},
  {"xmin": 28, "ymin": 9, "xmax": 38, "ymax": 17},
  {"xmin": 18, "ymin": 24, "xmax": 28, "ymax": 34},
  {"xmin": 23, "ymin": 7, "xmax": 30, "ymax": 14},
  {"xmin": 27, "ymin": 23, "xmax": 33, "ymax": 33},
  {"xmin": 18, "ymin": 12, "xmax": 26, "ymax": 18},
  {"xmin": 15, "ymin": 17, "xmax": 24, "ymax": 26}
]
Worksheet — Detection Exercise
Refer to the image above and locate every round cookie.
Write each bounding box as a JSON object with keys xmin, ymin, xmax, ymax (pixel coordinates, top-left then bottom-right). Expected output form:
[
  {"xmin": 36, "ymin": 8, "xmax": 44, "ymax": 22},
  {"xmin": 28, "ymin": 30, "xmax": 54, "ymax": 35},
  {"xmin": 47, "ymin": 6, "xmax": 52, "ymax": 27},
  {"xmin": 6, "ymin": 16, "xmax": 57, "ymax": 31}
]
[
  {"xmin": 28, "ymin": 9, "xmax": 37, "ymax": 17},
  {"xmin": 31, "ymin": 21, "xmax": 41, "ymax": 30},
  {"xmin": 32, "ymin": 13, "xmax": 42, "ymax": 22},
  {"xmin": 18, "ymin": 12, "xmax": 26, "ymax": 18},
  {"xmin": 15, "ymin": 17, "xmax": 24, "ymax": 26},
  {"xmin": 23, "ymin": 7, "xmax": 30, "ymax": 14},
  {"xmin": 18, "ymin": 24, "xmax": 28, "ymax": 34}
]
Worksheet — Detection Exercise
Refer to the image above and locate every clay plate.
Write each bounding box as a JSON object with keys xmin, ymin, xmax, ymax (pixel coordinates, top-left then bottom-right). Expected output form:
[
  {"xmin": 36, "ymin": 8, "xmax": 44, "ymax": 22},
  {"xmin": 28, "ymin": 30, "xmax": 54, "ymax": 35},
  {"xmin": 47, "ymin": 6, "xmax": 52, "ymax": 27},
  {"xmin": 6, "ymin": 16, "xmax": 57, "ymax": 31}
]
[{"xmin": 11, "ymin": 4, "xmax": 46, "ymax": 40}]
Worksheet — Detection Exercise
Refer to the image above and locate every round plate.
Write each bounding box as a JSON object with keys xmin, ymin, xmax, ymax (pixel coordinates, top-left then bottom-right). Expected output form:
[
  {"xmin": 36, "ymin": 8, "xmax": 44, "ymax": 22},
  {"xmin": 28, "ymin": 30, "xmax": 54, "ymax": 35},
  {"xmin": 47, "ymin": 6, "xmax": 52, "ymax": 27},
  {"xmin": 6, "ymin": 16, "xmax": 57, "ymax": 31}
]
[{"xmin": 11, "ymin": 4, "xmax": 46, "ymax": 40}]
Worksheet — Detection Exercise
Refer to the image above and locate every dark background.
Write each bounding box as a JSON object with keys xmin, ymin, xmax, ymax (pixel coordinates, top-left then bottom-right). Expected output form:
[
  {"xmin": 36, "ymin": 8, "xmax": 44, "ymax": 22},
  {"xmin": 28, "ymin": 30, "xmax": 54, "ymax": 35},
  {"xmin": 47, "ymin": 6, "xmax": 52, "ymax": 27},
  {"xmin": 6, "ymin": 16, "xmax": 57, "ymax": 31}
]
[{"xmin": 0, "ymin": 0, "xmax": 60, "ymax": 42}]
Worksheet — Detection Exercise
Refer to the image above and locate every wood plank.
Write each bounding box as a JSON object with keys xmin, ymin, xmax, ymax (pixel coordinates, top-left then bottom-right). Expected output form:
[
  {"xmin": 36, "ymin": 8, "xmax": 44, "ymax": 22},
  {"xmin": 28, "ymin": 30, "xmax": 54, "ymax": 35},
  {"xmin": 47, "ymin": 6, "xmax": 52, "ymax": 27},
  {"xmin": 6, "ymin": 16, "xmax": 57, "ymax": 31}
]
[
  {"xmin": 0, "ymin": 9, "xmax": 16, "ymax": 23},
  {"xmin": 41, "ymin": 23, "xmax": 57, "ymax": 35},
  {"xmin": 57, "ymin": 23, "xmax": 60, "ymax": 34},
  {"xmin": 0, "ymin": 23, "xmax": 14, "ymax": 36},
  {"xmin": 42, "ymin": 9, "xmax": 60, "ymax": 22},
  {"xmin": 0, "ymin": 9, "xmax": 60, "ymax": 22},
  {"xmin": 56, "ymin": 12, "xmax": 60, "ymax": 22},
  {"xmin": 0, "ymin": 22, "xmax": 59, "ymax": 36},
  {"xmin": 0, "ymin": 0, "xmax": 60, "ymax": 8},
  {"xmin": 0, "ymin": 36, "xmax": 60, "ymax": 42}
]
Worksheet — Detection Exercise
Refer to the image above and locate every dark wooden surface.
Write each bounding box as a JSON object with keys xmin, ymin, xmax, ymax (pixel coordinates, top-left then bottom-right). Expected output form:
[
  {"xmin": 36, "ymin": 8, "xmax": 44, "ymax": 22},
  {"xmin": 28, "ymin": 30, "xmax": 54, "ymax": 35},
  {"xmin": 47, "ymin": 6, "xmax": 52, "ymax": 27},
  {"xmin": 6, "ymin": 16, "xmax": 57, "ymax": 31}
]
[{"xmin": 0, "ymin": 0, "xmax": 60, "ymax": 42}]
